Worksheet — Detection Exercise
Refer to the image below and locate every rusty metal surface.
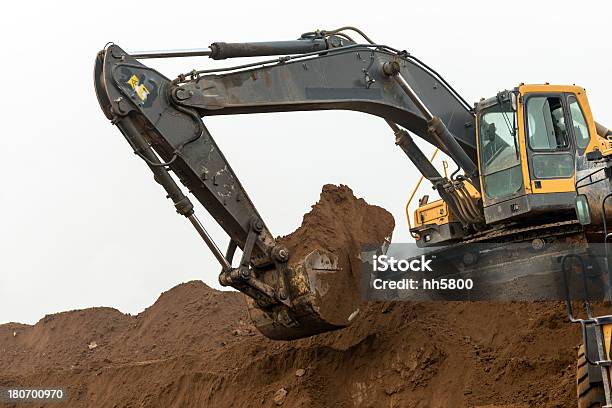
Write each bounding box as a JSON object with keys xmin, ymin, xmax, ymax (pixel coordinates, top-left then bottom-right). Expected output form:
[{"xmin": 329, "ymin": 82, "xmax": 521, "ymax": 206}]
[{"xmin": 247, "ymin": 250, "xmax": 356, "ymax": 340}]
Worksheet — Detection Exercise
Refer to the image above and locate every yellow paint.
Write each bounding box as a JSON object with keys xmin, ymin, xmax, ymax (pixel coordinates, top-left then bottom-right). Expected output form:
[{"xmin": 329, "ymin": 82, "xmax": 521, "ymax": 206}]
[
  {"xmin": 463, "ymin": 179, "xmax": 481, "ymax": 198},
  {"xmin": 414, "ymin": 199, "xmax": 448, "ymax": 228},
  {"xmin": 519, "ymin": 84, "xmax": 581, "ymax": 195},
  {"xmin": 518, "ymin": 83, "xmax": 584, "ymax": 94},
  {"xmin": 412, "ymin": 180, "xmax": 480, "ymax": 228},
  {"xmin": 406, "ymin": 149, "xmax": 439, "ymax": 237},
  {"xmin": 604, "ymin": 324, "xmax": 611, "ymax": 360},
  {"xmin": 530, "ymin": 178, "xmax": 575, "ymax": 194},
  {"xmin": 127, "ymin": 74, "xmax": 150, "ymax": 102},
  {"xmin": 516, "ymin": 89, "xmax": 532, "ymax": 196},
  {"xmin": 604, "ymin": 324, "xmax": 612, "ymax": 387},
  {"xmin": 127, "ymin": 74, "xmax": 139, "ymax": 89}
]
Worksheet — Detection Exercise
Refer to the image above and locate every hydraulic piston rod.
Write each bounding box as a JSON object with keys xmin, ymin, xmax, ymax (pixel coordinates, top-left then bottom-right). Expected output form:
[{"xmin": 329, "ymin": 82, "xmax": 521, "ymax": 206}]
[
  {"xmin": 188, "ymin": 214, "xmax": 231, "ymax": 271},
  {"xmin": 130, "ymin": 39, "xmax": 329, "ymax": 60},
  {"xmin": 386, "ymin": 120, "xmax": 470, "ymax": 228},
  {"xmin": 116, "ymin": 117, "xmax": 230, "ymax": 272},
  {"xmin": 382, "ymin": 61, "xmax": 477, "ymax": 178},
  {"xmin": 596, "ymin": 121, "xmax": 612, "ymax": 138},
  {"xmin": 129, "ymin": 48, "xmax": 213, "ymax": 59}
]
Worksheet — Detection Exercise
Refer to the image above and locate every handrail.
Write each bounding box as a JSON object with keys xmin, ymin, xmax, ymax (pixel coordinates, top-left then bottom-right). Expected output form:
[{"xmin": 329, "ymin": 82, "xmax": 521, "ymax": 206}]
[{"xmin": 406, "ymin": 148, "xmax": 439, "ymax": 238}]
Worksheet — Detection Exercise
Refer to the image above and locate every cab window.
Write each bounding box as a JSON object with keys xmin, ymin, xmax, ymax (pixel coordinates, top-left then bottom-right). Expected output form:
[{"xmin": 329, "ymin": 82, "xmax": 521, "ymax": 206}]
[
  {"xmin": 478, "ymin": 100, "xmax": 522, "ymax": 199},
  {"xmin": 567, "ymin": 95, "xmax": 590, "ymax": 149},
  {"xmin": 526, "ymin": 95, "xmax": 573, "ymax": 179},
  {"xmin": 527, "ymin": 96, "xmax": 569, "ymax": 150},
  {"xmin": 531, "ymin": 154, "xmax": 573, "ymax": 179}
]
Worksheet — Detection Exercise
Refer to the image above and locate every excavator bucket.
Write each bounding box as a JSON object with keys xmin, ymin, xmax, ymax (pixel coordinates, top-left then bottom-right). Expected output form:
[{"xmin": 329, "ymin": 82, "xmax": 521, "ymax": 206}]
[
  {"xmin": 248, "ymin": 218, "xmax": 392, "ymax": 340},
  {"xmin": 247, "ymin": 250, "xmax": 346, "ymax": 340},
  {"xmin": 248, "ymin": 243, "xmax": 387, "ymax": 340}
]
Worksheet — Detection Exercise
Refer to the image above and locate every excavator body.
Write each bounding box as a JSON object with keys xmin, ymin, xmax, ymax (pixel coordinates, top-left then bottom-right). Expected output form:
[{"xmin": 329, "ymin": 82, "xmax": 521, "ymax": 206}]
[{"xmin": 94, "ymin": 29, "xmax": 612, "ymax": 381}]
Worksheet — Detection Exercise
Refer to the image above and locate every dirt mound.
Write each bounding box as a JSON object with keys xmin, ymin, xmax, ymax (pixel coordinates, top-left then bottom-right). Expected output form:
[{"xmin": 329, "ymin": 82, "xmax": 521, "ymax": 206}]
[
  {"xmin": 120, "ymin": 281, "xmax": 253, "ymax": 357},
  {"xmin": 0, "ymin": 292, "xmax": 579, "ymax": 407},
  {"xmin": 0, "ymin": 185, "xmax": 581, "ymax": 407}
]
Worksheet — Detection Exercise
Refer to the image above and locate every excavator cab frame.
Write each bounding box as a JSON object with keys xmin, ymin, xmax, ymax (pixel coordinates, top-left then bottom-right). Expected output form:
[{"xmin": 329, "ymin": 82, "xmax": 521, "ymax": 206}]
[{"xmin": 477, "ymin": 84, "xmax": 612, "ymax": 224}]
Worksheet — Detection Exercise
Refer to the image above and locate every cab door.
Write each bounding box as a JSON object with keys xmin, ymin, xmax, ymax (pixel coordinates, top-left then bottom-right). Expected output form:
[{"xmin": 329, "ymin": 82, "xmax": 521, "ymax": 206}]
[{"xmin": 524, "ymin": 93, "xmax": 576, "ymax": 194}]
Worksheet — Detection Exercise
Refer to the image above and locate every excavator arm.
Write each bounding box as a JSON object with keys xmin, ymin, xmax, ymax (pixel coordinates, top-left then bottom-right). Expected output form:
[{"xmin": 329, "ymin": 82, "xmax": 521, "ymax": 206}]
[{"xmin": 94, "ymin": 31, "xmax": 482, "ymax": 339}]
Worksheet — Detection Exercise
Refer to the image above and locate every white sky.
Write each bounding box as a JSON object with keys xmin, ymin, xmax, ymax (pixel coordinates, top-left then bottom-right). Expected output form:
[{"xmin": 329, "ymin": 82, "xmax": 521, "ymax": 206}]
[{"xmin": 1, "ymin": 0, "xmax": 611, "ymax": 324}]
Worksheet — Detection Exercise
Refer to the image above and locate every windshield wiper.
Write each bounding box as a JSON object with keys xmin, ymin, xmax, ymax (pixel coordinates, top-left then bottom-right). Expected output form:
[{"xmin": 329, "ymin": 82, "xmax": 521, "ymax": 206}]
[{"xmin": 496, "ymin": 94, "xmax": 519, "ymax": 159}]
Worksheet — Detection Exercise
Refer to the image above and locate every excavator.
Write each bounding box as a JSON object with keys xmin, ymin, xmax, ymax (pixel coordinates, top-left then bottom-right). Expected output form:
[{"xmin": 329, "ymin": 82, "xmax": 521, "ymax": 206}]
[{"xmin": 94, "ymin": 27, "xmax": 612, "ymax": 406}]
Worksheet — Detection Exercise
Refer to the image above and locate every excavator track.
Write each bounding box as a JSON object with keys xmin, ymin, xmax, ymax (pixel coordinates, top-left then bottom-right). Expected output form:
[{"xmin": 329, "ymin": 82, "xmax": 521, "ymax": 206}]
[{"xmin": 463, "ymin": 219, "xmax": 584, "ymax": 245}]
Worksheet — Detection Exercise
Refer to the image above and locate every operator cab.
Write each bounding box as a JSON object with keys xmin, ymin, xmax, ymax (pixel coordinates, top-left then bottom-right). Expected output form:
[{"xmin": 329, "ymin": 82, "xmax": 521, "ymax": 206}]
[
  {"xmin": 476, "ymin": 84, "xmax": 593, "ymax": 224},
  {"xmin": 412, "ymin": 84, "xmax": 601, "ymax": 247}
]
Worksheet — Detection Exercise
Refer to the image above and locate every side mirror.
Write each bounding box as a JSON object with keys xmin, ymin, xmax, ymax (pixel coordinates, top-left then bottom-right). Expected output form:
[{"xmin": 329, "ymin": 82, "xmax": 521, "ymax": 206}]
[
  {"xmin": 575, "ymin": 194, "xmax": 591, "ymax": 225},
  {"xmin": 586, "ymin": 149, "xmax": 603, "ymax": 162},
  {"xmin": 510, "ymin": 92, "xmax": 518, "ymax": 111}
]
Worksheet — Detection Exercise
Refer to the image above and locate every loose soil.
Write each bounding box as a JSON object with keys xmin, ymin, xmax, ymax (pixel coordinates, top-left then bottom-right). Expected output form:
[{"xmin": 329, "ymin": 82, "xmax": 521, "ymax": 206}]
[
  {"xmin": 278, "ymin": 184, "xmax": 395, "ymax": 327},
  {"xmin": 0, "ymin": 185, "xmax": 581, "ymax": 407}
]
